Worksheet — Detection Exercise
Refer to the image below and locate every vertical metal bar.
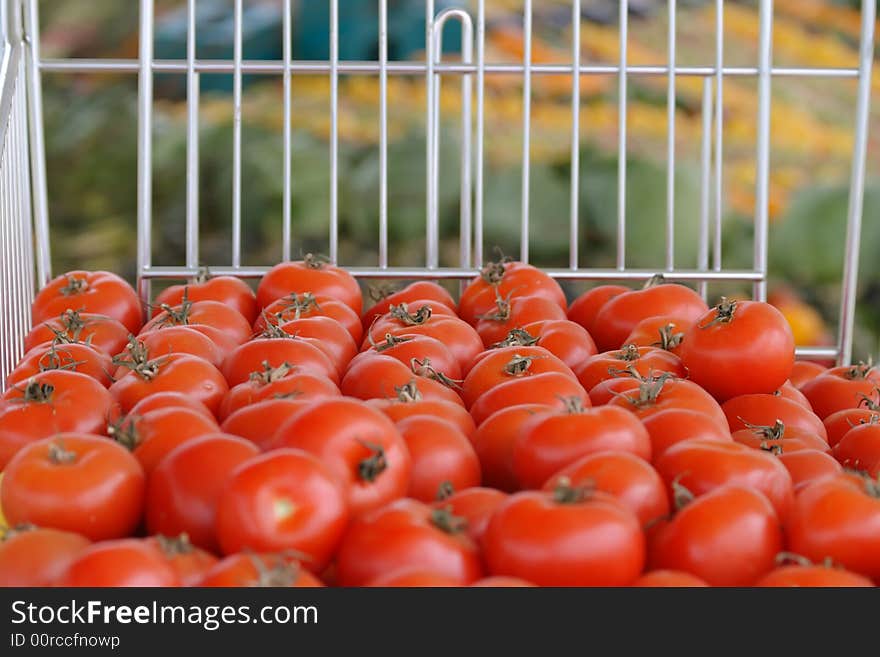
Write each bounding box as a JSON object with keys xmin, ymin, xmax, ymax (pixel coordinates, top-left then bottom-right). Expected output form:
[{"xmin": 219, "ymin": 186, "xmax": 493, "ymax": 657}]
[
  {"xmin": 185, "ymin": 0, "xmax": 199, "ymax": 271},
  {"xmin": 474, "ymin": 0, "xmax": 485, "ymax": 267},
  {"xmin": 569, "ymin": 0, "xmax": 581, "ymax": 271},
  {"xmin": 713, "ymin": 0, "xmax": 724, "ymax": 275},
  {"xmin": 459, "ymin": 19, "xmax": 473, "ymax": 270},
  {"xmin": 698, "ymin": 78, "xmax": 713, "ymax": 300},
  {"xmin": 753, "ymin": 0, "xmax": 773, "ymax": 301},
  {"xmin": 379, "ymin": 0, "xmax": 388, "ymax": 268},
  {"xmin": 425, "ymin": 0, "xmax": 437, "ymax": 269},
  {"xmin": 137, "ymin": 0, "xmax": 154, "ymax": 306},
  {"xmin": 329, "ymin": 0, "xmax": 339, "ymax": 263},
  {"xmin": 665, "ymin": 0, "xmax": 676, "ymax": 272},
  {"xmin": 838, "ymin": 0, "xmax": 876, "ymax": 365},
  {"xmin": 520, "ymin": 0, "xmax": 532, "ymax": 263},
  {"xmin": 17, "ymin": 62, "xmax": 34, "ymax": 339},
  {"xmin": 282, "ymin": 0, "xmax": 292, "ymax": 261},
  {"xmin": 617, "ymin": 0, "xmax": 628, "ymax": 270},
  {"xmin": 232, "ymin": 0, "xmax": 242, "ymax": 268}
]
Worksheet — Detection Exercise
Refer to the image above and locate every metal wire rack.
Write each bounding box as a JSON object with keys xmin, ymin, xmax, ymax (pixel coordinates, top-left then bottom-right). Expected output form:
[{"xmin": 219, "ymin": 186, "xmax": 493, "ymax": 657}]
[{"xmin": 0, "ymin": 0, "xmax": 876, "ymax": 390}]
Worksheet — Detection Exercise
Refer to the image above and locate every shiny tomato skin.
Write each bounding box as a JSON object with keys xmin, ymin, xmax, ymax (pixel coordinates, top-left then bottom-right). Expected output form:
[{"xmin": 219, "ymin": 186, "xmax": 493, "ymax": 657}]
[
  {"xmin": 335, "ymin": 498, "xmax": 483, "ymax": 586},
  {"xmin": 458, "ymin": 261, "xmax": 566, "ymax": 326},
  {"xmin": 24, "ymin": 311, "xmax": 130, "ymax": 356},
  {"xmin": 55, "ymin": 538, "xmax": 180, "ymax": 587},
  {"xmin": 755, "ymin": 564, "xmax": 874, "ymax": 587},
  {"xmin": 574, "ymin": 346, "xmax": 685, "ymax": 393},
  {"xmin": 357, "ymin": 333, "xmax": 461, "ymax": 381},
  {"xmin": 648, "ymin": 485, "xmax": 783, "ymax": 586},
  {"xmin": 396, "ymin": 416, "xmax": 480, "ymax": 503},
  {"xmin": 431, "ymin": 487, "xmax": 508, "ymax": 545},
  {"xmin": 475, "ymin": 296, "xmax": 567, "ymax": 347},
  {"xmin": 340, "ymin": 355, "xmax": 464, "ymax": 406},
  {"xmin": 222, "ymin": 338, "xmax": 338, "ymax": 387},
  {"xmin": 32, "ymin": 270, "xmax": 142, "ymax": 334},
  {"xmin": 220, "ymin": 398, "xmax": 313, "ymax": 449},
  {"xmin": 474, "ymin": 404, "xmax": 553, "ymax": 492},
  {"xmin": 483, "ymin": 489, "xmax": 645, "ymax": 586},
  {"xmin": 722, "ymin": 394, "xmax": 826, "ymax": 440},
  {"xmin": 257, "ymin": 258, "xmax": 362, "ymax": 314},
  {"xmin": 790, "ymin": 361, "xmax": 828, "ymax": 389},
  {"xmin": 7, "ymin": 342, "xmax": 113, "ymax": 388},
  {"xmin": 640, "ymin": 409, "xmax": 732, "ymax": 462},
  {"xmin": 0, "ymin": 527, "xmax": 91, "ymax": 587},
  {"xmin": 776, "ymin": 381, "xmax": 812, "ymax": 409},
  {"xmin": 136, "ymin": 325, "xmax": 226, "ymax": 368},
  {"xmin": 777, "ymin": 449, "xmax": 843, "ymax": 493},
  {"xmin": 2, "ymin": 434, "xmax": 145, "ymax": 541},
  {"xmin": 824, "ymin": 408, "xmax": 880, "ymax": 447},
  {"xmin": 469, "ymin": 372, "xmax": 588, "ymax": 426},
  {"xmin": 632, "ymin": 570, "xmax": 709, "ymax": 587},
  {"xmin": 154, "ymin": 276, "xmax": 258, "ymax": 324},
  {"xmin": 462, "ymin": 346, "xmax": 575, "ymax": 408},
  {"xmin": 624, "ymin": 315, "xmax": 694, "ymax": 355},
  {"xmin": 368, "ymin": 396, "xmax": 476, "ymax": 441},
  {"xmin": 832, "ymin": 422, "xmax": 880, "ymax": 476},
  {"xmin": 146, "ymin": 434, "xmax": 260, "ymax": 553},
  {"xmin": 517, "ymin": 319, "xmax": 598, "ymax": 372},
  {"xmin": 278, "ymin": 316, "xmax": 358, "ymax": 374},
  {"xmin": 800, "ymin": 365, "xmax": 880, "ymax": 419},
  {"xmin": 257, "ymin": 293, "xmax": 363, "ymax": 344},
  {"xmin": 141, "ymin": 299, "xmax": 252, "ymax": 347},
  {"xmin": 219, "ymin": 370, "xmax": 340, "ymax": 420},
  {"xmin": 362, "ymin": 281, "xmax": 457, "ymax": 330},
  {"xmin": 199, "ymin": 552, "xmax": 324, "ymax": 587},
  {"xmin": 127, "ymin": 391, "xmax": 214, "ymax": 420},
  {"xmin": 567, "ymin": 285, "xmax": 630, "ymax": 335},
  {"xmin": 367, "ymin": 569, "xmax": 463, "ymax": 587},
  {"xmin": 144, "ymin": 534, "xmax": 219, "ymax": 586}
]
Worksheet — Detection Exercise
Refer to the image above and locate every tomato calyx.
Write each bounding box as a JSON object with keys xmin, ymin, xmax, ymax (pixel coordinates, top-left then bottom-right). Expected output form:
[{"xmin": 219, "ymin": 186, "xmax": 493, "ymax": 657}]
[
  {"xmin": 258, "ymin": 317, "xmax": 297, "ymax": 340},
  {"xmin": 107, "ymin": 416, "xmax": 142, "ymax": 451},
  {"xmin": 616, "ymin": 344, "xmax": 642, "ymax": 362},
  {"xmin": 435, "ymin": 481, "xmax": 455, "ymax": 501},
  {"xmin": 389, "ymin": 303, "xmax": 432, "ymax": 326},
  {"xmin": 774, "ymin": 551, "xmax": 838, "ymax": 569},
  {"xmin": 112, "ymin": 338, "xmax": 165, "ymax": 381},
  {"xmin": 356, "ymin": 441, "xmax": 389, "ymax": 483},
  {"xmin": 370, "ymin": 332, "xmax": 413, "ymax": 353},
  {"xmin": 393, "ymin": 379, "xmax": 423, "ymax": 402},
  {"xmin": 480, "ymin": 254, "xmax": 512, "ymax": 286},
  {"xmin": 618, "ymin": 373, "xmax": 674, "ymax": 409},
  {"xmin": 269, "ymin": 293, "xmax": 321, "ymax": 324},
  {"xmin": 303, "ymin": 253, "xmax": 330, "ymax": 270},
  {"xmin": 47, "ymin": 309, "xmax": 93, "ymax": 345},
  {"xmin": 47, "ymin": 441, "xmax": 78, "ymax": 465},
  {"xmin": 670, "ymin": 476, "xmax": 696, "ymax": 511},
  {"xmin": 642, "ymin": 273, "xmax": 667, "ymax": 289},
  {"xmin": 492, "ymin": 328, "xmax": 539, "ymax": 349},
  {"xmin": 245, "ymin": 552, "xmax": 309, "ymax": 587},
  {"xmin": 698, "ymin": 297, "xmax": 737, "ymax": 329},
  {"xmin": 552, "ymin": 476, "xmax": 595, "ymax": 505},
  {"xmin": 561, "ymin": 396, "xmax": 587, "ymax": 414},
  {"xmin": 652, "ymin": 323, "xmax": 685, "ymax": 351},
  {"xmin": 411, "ymin": 358, "xmax": 463, "ymax": 390},
  {"xmin": 741, "ymin": 417, "xmax": 786, "ymax": 441},
  {"xmin": 249, "ymin": 360, "xmax": 296, "ymax": 385},
  {"xmin": 503, "ymin": 353, "xmax": 537, "ymax": 377},
  {"xmin": 59, "ymin": 276, "xmax": 89, "ymax": 296},
  {"xmin": 37, "ymin": 344, "xmax": 87, "ymax": 374},
  {"xmin": 156, "ymin": 289, "xmax": 194, "ymax": 327},
  {"xmin": 430, "ymin": 507, "xmax": 468, "ymax": 534},
  {"xmin": 477, "ymin": 289, "xmax": 515, "ymax": 323},
  {"xmin": 845, "ymin": 358, "xmax": 876, "ymax": 381},
  {"xmin": 13, "ymin": 380, "xmax": 55, "ymax": 404},
  {"xmin": 0, "ymin": 523, "xmax": 37, "ymax": 542},
  {"xmin": 844, "ymin": 468, "xmax": 880, "ymax": 498},
  {"xmin": 856, "ymin": 391, "xmax": 880, "ymax": 411},
  {"xmin": 367, "ymin": 282, "xmax": 398, "ymax": 303},
  {"xmin": 155, "ymin": 533, "xmax": 197, "ymax": 557}
]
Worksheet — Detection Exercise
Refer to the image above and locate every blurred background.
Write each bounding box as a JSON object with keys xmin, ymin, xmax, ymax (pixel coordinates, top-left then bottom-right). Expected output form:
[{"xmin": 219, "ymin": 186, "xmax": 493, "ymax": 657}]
[{"xmin": 35, "ymin": 0, "xmax": 879, "ymax": 358}]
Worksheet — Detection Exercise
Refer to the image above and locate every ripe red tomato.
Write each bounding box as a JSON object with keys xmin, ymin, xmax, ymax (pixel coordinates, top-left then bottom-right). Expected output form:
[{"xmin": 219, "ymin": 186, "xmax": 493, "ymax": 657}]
[
  {"xmin": 220, "ymin": 398, "xmax": 312, "ymax": 449},
  {"xmin": 368, "ymin": 392, "xmax": 476, "ymax": 440},
  {"xmin": 277, "ymin": 316, "xmax": 358, "ymax": 374},
  {"xmin": 592, "ymin": 281, "xmax": 707, "ymax": 352},
  {"xmin": 777, "ymin": 449, "xmax": 843, "ymax": 492},
  {"xmin": 631, "ymin": 570, "xmax": 709, "ymax": 587},
  {"xmin": 776, "ymin": 381, "xmax": 812, "ymax": 409},
  {"xmin": 219, "ymin": 365, "xmax": 340, "ymax": 420},
  {"xmin": 608, "ymin": 376, "xmax": 727, "ymax": 428},
  {"xmin": 483, "ymin": 485, "xmax": 645, "ymax": 586},
  {"xmin": 340, "ymin": 355, "xmax": 464, "ymax": 406},
  {"xmin": 513, "ymin": 401, "xmax": 651, "ymax": 489},
  {"xmin": 32, "ymin": 270, "xmax": 143, "ymax": 334},
  {"xmin": 257, "ymin": 256, "xmax": 362, "ymax": 314},
  {"xmin": 335, "ymin": 498, "xmax": 483, "ymax": 586},
  {"xmin": 731, "ymin": 420, "xmax": 829, "ymax": 454},
  {"xmin": 473, "ymin": 404, "xmax": 553, "ymax": 492},
  {"xmin": 574, "ymin": 345, "xmax": 685, "ymax": 392},
  {"xmin": 458, "ymin": 260, "xmax": 566, "ymax": 326},
  {"xmin": 470, "ymin": 576, "xmax": 535, "ymax": 587},
  {"xmin": 257, "ymin": 292, "xmax": 363, "ymax": 344},
  {"xmin": 362, "ymin": 281, "xmax": 457, "ymax": 330},
  {"xmin": 0, "ymin": 370, "xmax": 117, "ymax": 470},
  {"xmin": 154, "ymin": 275, "xmax": 258, "ymax": 324},
  {"xmin": 799, "ymin": 363, "xmax": 880, "ymax": 419},
  {"xmin": 786, "ymin": 474, "xmax": 880, "ymax": 580},
  {"xmin": 722, "ymin": 393, "xmax": 826, "ymax": 440},
  {"xmin": 357, "ymin": 332, "xmax": 461, "ymax": 381},
  {"xmin": 567, "ymin": 285, "xmax": 630, "ymax": 335},
  {"xmin": 365, "ymin": 300, "xmax": 458, "ymax": 339},
  {"xmin": 54, "ymin": 538, "xmax": 180, "ymax": 587},
  {"xmin": 199, "ymin": 552, "xmax": 324, "ymax": 587},
  {"xmin": 24, "ymin": 310, "xmax": 129, "ymax": 356},
  {"xmin": 2, "ymin": 434, "xmax": 144, "ymax": 541},
  {"xmin": 141, "ymin": 299, "xmax": 251, "ymax": 347},
  {"xmin": 543, "ymin": 451, "xmax": 669, "ymax": 527},
  {"xmin": 587, "ymin": 377, "xmax": 645, "ymax": 406},
  {"xmin": 271, "ymin": 398, "xmax": 411, "ymax": 517},
  {"xmin": 824, "ymin": 407, "xmax": 879, "ymax": 447},
  {"xmin": 833, "ymin": 421, "xmax": 880, "ymax": 476},
  {"xmin": 222, "ymin": 336, "xmax": 338, "ymax": 387},
  {"xmin": 462, "ymin": 346, "xmax": 575, "ymax": 408},
  {"xmin": 0, "ymin": 526, "xmax": 91, "ymax": 586},
  {"xmin": 790, "ymin": 360, "xmax": 828, "ymax": 389},
  {"xmin": 146, "ymin": 433, "xmax": 259, "ymax": 552},
  {"xmin": 504, "ymin": 319, "xmax": 598, "ymax": 371},
  {"xmin": 755, "ymin": 563, "xmax": 873, "ymax": 587},
  {"xmin": 470, "ymin": 372, "xmax": 588, "ymax": 426},
  {"xmin": 136, "ymin": 325, "xmax": 226, "ymax": 368},
  {"xmin": 396, "ymin": 416, "xmax": 480, "ymax": 502},
  {"xmin": 144, "ymin": 534, "xmax": 218, "ymax": 586},
  {"xmin": 624, "ymin": 315, "xmax": 694, "ymax": 355},
  {"xmin": 475, "ymin": 295, "xmax": 567, "ymax": 347},
  {"xmin": 431, "ymin": 487, "xmax": 508, "ymax": 544},
  {"xmin": 654, "ymin": 439, "xmax": 794, "ymax": 520},
  {"xmin": 127, "ymin": 391, "xmax": 214, "ymax": 420},
  {"xmin": 640, "ymin": 408, "xmax": 732, "ymax": 462},
  {"xmin": 680, "ymin": 299, "xmax": 794, "ymax": 402},
  {"xmin": 6, "ymin": 342, "xmax": 113, "ymax": 388},
  {"xmin": 367, "ymin": 569, "xmax": 464, "ymax": 587},
  {"xmin": 648, "ymin": 484, "xmax": 783, "ymax": 586}
]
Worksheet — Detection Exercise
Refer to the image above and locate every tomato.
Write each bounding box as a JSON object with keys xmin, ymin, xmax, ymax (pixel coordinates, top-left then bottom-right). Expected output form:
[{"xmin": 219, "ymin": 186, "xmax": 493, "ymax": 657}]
[
  {"xmin": 55, "ymin": 538, "xmax": 180, "ymax": 587},
  {"xmin": 271, "ymin": 398, "xmax": 411, "ymax": 517},
  {"xmin": 154, "ymin": 275, "xmax": 258, "ymax": 324},
  {"xmin": 336, "ymin": 498, "xmax": 483, "ymax": 586},
  {"xmin": 513, "ymin": 401, "xmax": 651, "ymax": 489},
  {"xmin": 624, "ymin": 315, "xmax": 694, "ymax": 355},
  {"xmin": 219, "ymin": 364, "xmax": 340, "ymax": 420},
  {"xmin": 648, "ymin": 484, "xmax": 782, "ymax": 586},
  {"xmin": 24, "ymin": 310, "xmax": 129, "ymax": 356},
  {"xmin": 512, "ymin": 319, "xmax": 598, "ymax": 371},
  {"xmin": 368, "ymin": 390, "xmax": 476, "ymax": 440},
  {"xmin": 127, "ymin": 391, "xmax": 214, "ymax": 420},
  {"xmin": 257, "ymin": 292, "xmax": 363, "ymax": 344},
  {"xmin": 786, "ymin": 474, "xmax": 880, "ymax": 580},
  {"xmin": 833, "ymin": 421, "xmax": 880, "ymax": 476},
  {"xmin": 357, "ymin": 332, "xmax": 461, "ymax": 381},
  {"xmin": 567, "ymin": 285, "xmax": 630, "ymax": 335},
  {"xmin": 654, "ymin": 439, "xmax": 794, "ymax": 520},
  {"xmin": 340, "ymin": 355, "xmax": 464, "ymax": 406},
  {"xmin": 367, "ymin": 569, "xmax": 463, "ymax": 587},
  {"xmin": 362, "ymin": 281, "xmax": 457, "ymax": 330},
  {"xmin": 824, "ymin": 407, "xmax": 879, "ymax": 447},
  {"xmin": 680, "ymin": 299, "xmax": 795, "ymax": 402},
  {"xmin": 277, "ymin": 316, "xmax": 358, "ymax": 374},
  {"xmin": 592, "ymin": 280, "xmax": 708, "ymax": 352},
  {"xmin": 110, "ymin": 347, "xmax": 228, "ymax": 416},
  {"xmin": 574, "ymin": 345, "xmax": 685, "ymax": 392},
  {"xmin": 0, "ymin": 370, "xmax": 117, "ymax": 470},
  {"xmin": 470, "ymin": 372, "xmax": 588, "ymax": 426},
  {"xmin": 483, "ymin": 484, "xmax": 644, "ymax": 586},
  {"xmin": 199, "ymin": 552, "xmax": 324, "ymax": 587},
  {"xmin": 474, "ymin": 404, "xmax": 552, "ymax": 492},
  {"xmin": 0, "ymin": 526, "xmax": 91, "ymax": 586},
  {"xmin": 257, "ymin": 256, "xmax": 362, "ymax": 315},
  {"xmin": 146, "ymin": 433, "xmax": 259, "ymax": 552},
  {"xmin": 1, "ymin": 434, "xmax": 144, "ymax": 541},
  {"xmin": 221, "ymin": 398, "xmax": 313, "ymax": 449},
  {"xmin": 109, "ymin": 407, "xmax": 220, "ymax": 475},
  {"xmin": 365, "ymin": 301, "xmax": 458, "ymax": 340},
  {"xmin": 136, "ymin": 325, "xmax": 226, "ymax": 368},
  {"xmin": 462, "ymin": 346, "xmax": 575, "ymax": 408},
  {"xmin": 777, "ymin": 449, "xmax": 843, "ymax": 492},
  {"xmin": 470, "ymin": 576, "xmax": 535, "ymax": 587},
  {"xmin": 216, "ymin": 449, "xmax": 349, "ymax": 569},
  {"xmin": 640, "ymin": 409, "xmax": 732, "ymax": 462},
  {"xmin": 799, "ymin": 363, "xmax": 880, "ymax": 419},
  {"xmin": 144, "ymin": 534, "xmax": 218, "ymax": 586},
  {"xmin": 731, "ymin": 421, "xmax": 829, "ymax": 454},
  {"xmin": 632, "ymin": 570, "xmax": 709, "ymax": 587},
  {"xmin": 790, "ymin": 360, "xmax": 828, "ymax": 389},
  {"xmin": 608, "ymin": 376, "xmax": 727, "ymax": 428},
  {"xmin": 543, "ymin": 451, "xmax": 668, "ymax": 527},
  {"xmin": 475, "ymin": 295, "xmax": 567, "ymax": 347},
  {"xmin": 32, "ymin": 270, "xmax": 143, "ymax": 334},
  {"xmin": 431, "ymin": 487, "xmax": 507, "ymax": 544},
  {"xmin": 756, "ymin": 563, "xmax": 874, "ymax": 587},
  {"xmin": 459, "ymin": 260, "xmax": 566, "ymax": 326},
  {"xmin": 396, "ymin": 416, "xmax": 480, "ymax": 502},
  {"xmin": 722, "ymin": 393, "xmax": 826, "ymax": 440},
  {"xmin": 776, "ymin": 381, "xmax": 812, "ymax": 409},
  {"xmin": 587, "ymin": 377, "xmax": 645, "ymax": 406},
  {"xmin": 6, "ymin": 342, "xmax": 113, "ymax": 388},
  {"xmin": 222, "ymin": 336, "xmax": 339, "ymax": 387},
  {"xmin": 141, "ymin": 299, "xmax": 251, "ymax": 347}
]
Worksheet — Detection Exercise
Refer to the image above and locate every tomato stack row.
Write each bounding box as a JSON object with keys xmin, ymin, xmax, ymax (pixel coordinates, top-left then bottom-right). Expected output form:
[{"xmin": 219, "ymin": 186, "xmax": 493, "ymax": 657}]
[{"xmin": 0, "ymin": 260, "xmax": 878, "ymax": 587}]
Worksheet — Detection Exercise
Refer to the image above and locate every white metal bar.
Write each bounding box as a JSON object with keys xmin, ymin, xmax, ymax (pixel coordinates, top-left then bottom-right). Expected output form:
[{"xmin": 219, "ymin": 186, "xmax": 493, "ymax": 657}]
[
  {"xmin": 425, "ymin": 0, "xmax": 437, "ymax": 269},
  {"xmin": 474, "ymin": 0, "xmax": 485, "ymax": 267},
  {"xmin": 185, "ymin": 0, "xmax": 199, "ymax": 271},
  {"xmin": 753, "ymin": 0, "xmax": 773, "ymax": 301},
  {"xmin": 569, "ymin": 0, "xmax": 581, "ymax": 271},
  {"xmin": 459, "ymin": 17, "xmax": 473, "ymax": 271},
  {"xmin": 520, "ymin": 0, "xmax": 532, "ymax": 263},
  {"xmin": 379, "ymin": 0, "xmax": 388, "ymax": 268},
  {"xmin": 232, "ymin": 0, "xmax": 242, "ymax": 269},
  {"xmin": 329, "ymin": 0, "xmax": 339, "ymax": 263},
  {"xmin": 282, "ymin": 0, "xmax": 292, "ymax": 261},
  {"xmin": 698, "ymin": 78, "xmax": 713, "ymax": 300},
  {"xmin": 137, "ymin": 0, "xmax": 154, "ymax": 306},
  {"xmin": 617, "ymin": 0, "xmax": 628, "ymax": 270},
  {"xmin": 713, "ymin": 0, "xmax": 724, "ymax": 275},
  {"xmin": 796, "ymin": 346, "xmax": 840, "ymax": 360},
  {"xmin": 665, "ymin": 0, "xmax": 676, "ymax": 272}
]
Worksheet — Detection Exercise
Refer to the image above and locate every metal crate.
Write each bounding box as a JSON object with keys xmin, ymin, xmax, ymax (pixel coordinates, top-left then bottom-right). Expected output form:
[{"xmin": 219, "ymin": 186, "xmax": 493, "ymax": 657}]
[{"xmin": 0, "ymin": 0, "xmax": 876, "ymax": 390}]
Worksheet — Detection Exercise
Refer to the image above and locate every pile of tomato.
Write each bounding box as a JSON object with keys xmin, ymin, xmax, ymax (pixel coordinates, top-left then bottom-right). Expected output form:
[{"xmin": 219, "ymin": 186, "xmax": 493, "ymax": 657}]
[{"xmin": 1, "ymin": 258, "xmax": 878, "ymax": 587}]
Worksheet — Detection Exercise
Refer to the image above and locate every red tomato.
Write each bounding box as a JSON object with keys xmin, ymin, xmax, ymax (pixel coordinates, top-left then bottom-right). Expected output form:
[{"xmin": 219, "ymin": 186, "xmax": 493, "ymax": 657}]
[
  {"xmin": 219, "ymin": 365, "xmax": 340, "ymax": 420},
  {"xmin": 221, "ymin": 398, "xmax": 313, "ymax": 449},
  {"xmin": 680, "ymin": 299, "xmax": 795, "ymax": 402},
  {"xmin": 790, "ymin": 360, "xmax": 828, "ymax": 389},
  {"xmin": 365, "ymin": 300, "xmax": 458, "ymax": 339},
  {"xmin": 588, "ymin": 377, "xmax": 645, "ymax": 406},
  {"xmin": 367, "ymin": 569, "xmax": 463, "ymax": 587},
  {"xmin": 833, "ymin": 421, "xmax": 880, "ymax": 476},
  {"xmin": 357, "ymin": 332, "xmax": 461, "ymax": 381},
  {"xmin": 777, "ymin": 449, "xmax": 843, "ymax": 492},
  {"xmin": 474, "ymin": 404, "xmax": 553, "ymax": 492},
  {"xmin": 0, "ymin": 370, "xmax": 117, "ymax": 470},
  {"xmin": 136, "ymin": 325, "xmax": 225, "ymax": 368},
  {"xmin": 756, "ymin": 564, "xmax": 873, "ymax": 587},
  {"xmin": 154, "ymin": 275, "xmax": 258, "ymax": 324},
  {"xmin": 24, "ymin": 310, "xmax": 129, "ymax": 356},
  {"xmin": 800, "ymin": 363, "xmax": 880, "ymax": 419},
  {"xmin": 574, "ymin": 345, "xmax": 685, "ymax": 392},
  {"xmin": 470, "ymin": 371, "xmax": 588, "ymax": 426},
  {"xmin": 543, "ymin": 451, "xmax": 668, "ymax": 527},
  {"xmin": 514, "ymin": 319, "xmax": 598, "ymax": 371},
  {"xmin": 513, "ymin": 402, "xmax": 651, "ymax": 489},
  {"xmin": 458, "ymin": 260, "xmax": 566, "ymax": 326},
  {"xmin": 624, "ymin": 315, "xmax": 694, "ymax": 355},
  {"xmin": 340, "ymin": 355, "xmax": 464, "ymax": 406},
  {"xmin": 396, "ymin": 416, "xmax": 480, "ymax": 502},
  {"xmin": 368, "ymin": 392, "xmax": 476, "ymax": 440},
  {"xmin": 257, "ymin": 292, "xmax": 363, "ymax": 344},
  {"xmin": 336, "ymin": 498, "xmax": 483, "ymax": 586},
  {"xmin": 722, "ymin": 393, "xmax": 826, "ymax": 440},
  {"xmin": 462, "ymin": 346, "xmax": 575, "ymax": 408},
  {"xmin": 146, "ymin": 433, "xmax": 259, "ymax": 552},
  {"xmin": 257, "ymin": 256, "xmax": 362, "ymax": 314},
  {"xmin": 199, "ymin": 552, "xmax": 324, "ymax": 587},
  {"xmin": 144, "ymin": 534, "xmax": 218, "ymax": 586},
  {"xmin": 786, "ymin": 474, "xmax": 880, "ymax": 580},
  {"xmin": 648, "ymin": 484, "xmax": 783, "ymax": 586},
  {"xmin": 475, "ymin": 295, "xmax": 567, "ymax": 347},
  {"xmin": 776, "ymin": 381, "xmax": 812, "ymax": 409},
  {"xmin": 2, "ymin": 434, "xmax": 145, "ymax": 540},
  {"xmin": 824, "ymin": 407, "xmax": 879, "ymax": 447},
  {"xmin": 431, "ymin": 487, "xmax": 508, "ymax": 545},
  {"xmin": 470, "ymin": 576, "xmax": 536, "ymax": 587},
  {"xmin": 127, "ymin": 391, "xmax": 214, "ymax": 420},
  {"xmin": 608, "ymin": 376, "xmax": 728, "ymax": 428},
  {"xmin": 277, "ymin": 316, "xmax": 358, "ymax": 374},
  {"xmin": 640, "ymin": 409, "xmax": 732, "ymax": 462},
  {"xmin": 0, "ymin": 526, "xmax": 91, "ymax": 587},
  {"xmin": 362, "ymin": 281, "xmax": 457, "ymax": 330},
  {"xmin": 483, "ymin": 485, "xmax": 645, "ymax": 586},
  {"xmin": 141, "ymin": 299, "xmax": 251, "ymax": 347},
  {"xmin": 6, "ymin": 342, "xmax": 113, "ymax": 388},
  {"xmin": 222, "ymin": 336, "xmax": 338, "ymax": 387},
  {"xmin": 32, "ymin": 270, "xmax": 142, "ymax": 334},
  {"xmin": 567, "ymin": 285, "xmax": 630, "ymax": 335},
  {"xmin": 271, "ymin": 398, "xmax": 410, "ymax": 517},
  {"xmin": 55, "ymin": 538, "xmax": 180, "ymax": 587},
  {"xmin": 632, "ymin": 570, "xmax": 709, "ymax": 587},
  {"xmin": 731, "ymin": 421, "xmax": 829, "ymax": 454}
]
